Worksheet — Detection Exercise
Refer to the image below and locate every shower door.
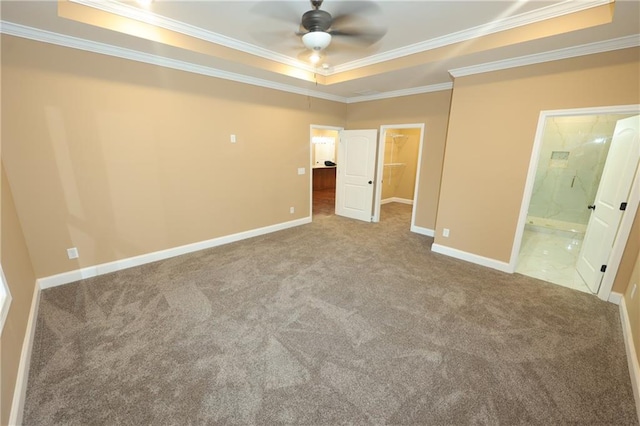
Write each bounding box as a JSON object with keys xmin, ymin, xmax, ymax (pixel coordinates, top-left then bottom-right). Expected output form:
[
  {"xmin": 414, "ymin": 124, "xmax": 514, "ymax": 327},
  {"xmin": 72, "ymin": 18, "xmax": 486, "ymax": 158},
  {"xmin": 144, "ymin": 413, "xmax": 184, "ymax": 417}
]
[{"xmin": 576, "ymin": 115, "xmax": 640, "ymax": 293}]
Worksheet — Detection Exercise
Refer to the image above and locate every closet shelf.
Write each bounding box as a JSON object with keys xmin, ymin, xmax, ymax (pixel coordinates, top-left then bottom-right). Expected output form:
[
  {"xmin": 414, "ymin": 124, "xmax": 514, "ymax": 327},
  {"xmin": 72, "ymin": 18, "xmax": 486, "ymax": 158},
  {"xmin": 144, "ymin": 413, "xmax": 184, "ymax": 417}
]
[{"xmin": 384, "ymin": 162, "xmax": 406, "ymax": 167}]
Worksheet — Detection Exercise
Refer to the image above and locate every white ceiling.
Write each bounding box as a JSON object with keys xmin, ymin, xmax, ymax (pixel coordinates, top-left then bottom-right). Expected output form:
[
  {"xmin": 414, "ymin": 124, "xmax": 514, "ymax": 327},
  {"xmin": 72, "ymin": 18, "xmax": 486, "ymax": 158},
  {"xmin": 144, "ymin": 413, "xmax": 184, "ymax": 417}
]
[{"xmin": 1, "ymin": 0, "xmax": 639, "ymax": 102}]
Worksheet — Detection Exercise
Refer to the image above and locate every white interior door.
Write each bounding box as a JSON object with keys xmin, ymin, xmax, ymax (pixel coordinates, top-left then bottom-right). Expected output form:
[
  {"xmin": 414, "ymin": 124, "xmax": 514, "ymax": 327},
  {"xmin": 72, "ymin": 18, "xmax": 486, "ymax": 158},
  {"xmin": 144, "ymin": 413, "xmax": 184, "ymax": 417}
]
[
  {"xmin": 577, "ymin": 115, "xmax": 640, "ymax": 293},
  {"xmin": 335, "ymin": 129, "xmax": 378, "ymax": 222}
]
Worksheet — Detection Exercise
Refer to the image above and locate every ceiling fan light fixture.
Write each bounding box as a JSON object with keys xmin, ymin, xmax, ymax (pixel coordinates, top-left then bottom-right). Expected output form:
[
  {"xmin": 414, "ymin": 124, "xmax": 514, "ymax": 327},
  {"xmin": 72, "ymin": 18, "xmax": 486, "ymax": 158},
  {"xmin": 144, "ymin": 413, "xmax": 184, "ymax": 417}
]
[{"xmin": 302, "ymin": 31, "xmax": 331, "ymax": 51}]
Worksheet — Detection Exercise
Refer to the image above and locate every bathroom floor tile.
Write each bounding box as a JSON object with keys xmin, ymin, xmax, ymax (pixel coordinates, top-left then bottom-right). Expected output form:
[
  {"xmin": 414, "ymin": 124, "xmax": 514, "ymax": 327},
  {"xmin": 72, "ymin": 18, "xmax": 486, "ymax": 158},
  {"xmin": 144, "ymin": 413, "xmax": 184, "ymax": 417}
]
[{"xmin": 516, "ymin": 229, "xmax": 592, "ymax": 294}]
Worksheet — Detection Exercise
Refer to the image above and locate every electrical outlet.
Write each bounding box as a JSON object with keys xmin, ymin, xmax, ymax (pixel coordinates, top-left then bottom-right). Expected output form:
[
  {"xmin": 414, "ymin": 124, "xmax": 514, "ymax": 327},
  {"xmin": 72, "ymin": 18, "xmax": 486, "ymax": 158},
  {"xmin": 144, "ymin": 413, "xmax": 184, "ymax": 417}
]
[
  {"xmin": 297, "ymin": 167, "xmax": 305, "ymax": 175},
  {"xmin": 632, "ymin": 283, "xmax": 637, "ymax": 299},
  {"xmin": 67, "ymin": 247, "xmax": 79, "ymax": 259},
  {"xmin": 230, "ymin": 134, "xmax": 236, "ymax": 143},
  {"xmin": 442, "ymin": 228, "xmax": 450, "ymax": 237},
  {"xmin": 290, "ymin": 207, "xmax": 295, "ymax": 214}
]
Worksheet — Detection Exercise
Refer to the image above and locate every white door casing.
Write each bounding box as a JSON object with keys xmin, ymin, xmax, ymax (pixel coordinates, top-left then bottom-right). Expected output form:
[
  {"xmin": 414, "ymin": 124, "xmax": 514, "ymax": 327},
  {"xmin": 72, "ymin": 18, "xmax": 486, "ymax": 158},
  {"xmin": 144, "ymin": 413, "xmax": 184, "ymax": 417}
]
[
  {"xmin": 576, "ymin": 115, "xmax": 640, "ymax": 293},
  {"xmin": 335, "ymin": 129, "xmax": 378, "ymax": 222}
]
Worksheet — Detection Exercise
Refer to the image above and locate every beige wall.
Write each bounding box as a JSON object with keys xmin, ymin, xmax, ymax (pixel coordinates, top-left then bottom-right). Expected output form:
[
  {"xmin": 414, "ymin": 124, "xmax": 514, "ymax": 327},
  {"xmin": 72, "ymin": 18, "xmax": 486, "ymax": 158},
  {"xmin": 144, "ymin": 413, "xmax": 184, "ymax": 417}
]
[
  {"xmin": 613, "ymin": 207, "xmax": 640, "ymax": 294},
  {"xmin": 0, "ymin": 166, "xmax": 37, "ymax": 426},
  {"xmin": 435, "ymin": 47, "xmax": 640, "ymax": 262},
  {"xmin": 623, "ymin": 229, "xmax": 640, "ymax": 369},
  {"xmin": 346, "ymin": 90, "xmax": 452, "ymax": 230},
  {"xmin": 1, "ymin": 35, "xmax": 345, "ymax": 279}
]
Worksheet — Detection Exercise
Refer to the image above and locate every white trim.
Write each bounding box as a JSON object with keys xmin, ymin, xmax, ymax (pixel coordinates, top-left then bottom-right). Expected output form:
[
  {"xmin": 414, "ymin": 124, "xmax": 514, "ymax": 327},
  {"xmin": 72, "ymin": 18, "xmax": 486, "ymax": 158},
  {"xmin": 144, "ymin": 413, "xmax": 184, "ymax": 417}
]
[
  {"xmin": 0, "ymin": 21, "xmax": 347, "ymax": 104},
  {"xmin": 72, "ymin": 0, "xmax": 610, "ymax": 78},
  {"xmin": 381, "ymin": 197, "xmax": 413, "ymax": 205},
  {"xmin": 410, "ymin": 125, "xmax": 427, "ymax": 237},
  {"xmin": 411, "ymin": 226, "xmax": 435, "ymax": 238},
  {"xmin": 0, "ymin": 264, "xmax": 12, "ymax": 333},
  {"xmin": 510, "ymin": 105, "xmax": 640, "ymax": 302},
  {"xmin": 449, "ymin": 35, "xmax": 640, "ymax": 78},
  {"xmin": 432, "ymin": 243, "xmax": 512, "ymax": 273},
  {"xmin": 333, "ymin": 0, "xmax": 611, "ymax": 73},
  {"xmin": 509, "ymin": 109, "xmax": 550, "ymax": 274},
  {"xmin": 8, "ymin": 281, "xmax": 41, "ymax": 426},
  {"xmin": 69, "ymin": 0, "xmax": 319, "ymax": 74},
  {"xmin": 373, "ymin": 129, "xmax": 386, "ymax": 223},
  {"xmin": 620, "ymin": 298, "xmax": 640, "ymax": 423},
  {"xmin": 346, "ymin": 83, "xmax": 453, "ymax": 104},
  {"xmin": 39, "ymin": 217, "xmax": 311, "ymax": 289},
  {"xmin": 1, "ymin": 22, "xmax": 636, "ymax": 105},
  {"xmin": 609, "ymin": 291, "xmax": 623, "ymax": 306},
  {"xmin": 0, "ymin": 21, "xmax": 450, "ymax": 105}
]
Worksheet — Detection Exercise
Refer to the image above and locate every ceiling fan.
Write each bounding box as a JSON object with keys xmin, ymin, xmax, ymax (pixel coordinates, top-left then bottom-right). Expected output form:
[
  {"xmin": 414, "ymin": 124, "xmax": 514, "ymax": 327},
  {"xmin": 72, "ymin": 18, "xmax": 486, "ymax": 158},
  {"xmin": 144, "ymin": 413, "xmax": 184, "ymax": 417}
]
[{"xmin": 297, "ymin": 0, "xmax": 386, "ymax": 52}]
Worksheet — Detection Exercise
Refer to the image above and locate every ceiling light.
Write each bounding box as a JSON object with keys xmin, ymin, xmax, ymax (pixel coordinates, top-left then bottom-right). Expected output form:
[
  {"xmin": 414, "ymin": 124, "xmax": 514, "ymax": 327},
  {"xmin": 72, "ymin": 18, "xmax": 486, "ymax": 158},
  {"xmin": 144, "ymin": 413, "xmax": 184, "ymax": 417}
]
[
  {"xmin": 136, "ymin": 0, "xmax": 153, "ymax": 5},
  {"xmin": 309, "ymin": 53, "xmax": 321, "ymax": 64},
  {"xmin": 302, "ymin": 31, "xmax": 331, "ymax": 51}
]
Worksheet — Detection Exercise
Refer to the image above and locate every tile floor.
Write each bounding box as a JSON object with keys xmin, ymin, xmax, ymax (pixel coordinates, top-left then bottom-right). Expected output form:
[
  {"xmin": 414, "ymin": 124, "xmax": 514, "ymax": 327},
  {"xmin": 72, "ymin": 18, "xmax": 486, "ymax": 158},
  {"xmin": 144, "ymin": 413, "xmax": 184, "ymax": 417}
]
[{"xmin": 516, "ymin": 227, "xmax": 592, "ymax": 294}]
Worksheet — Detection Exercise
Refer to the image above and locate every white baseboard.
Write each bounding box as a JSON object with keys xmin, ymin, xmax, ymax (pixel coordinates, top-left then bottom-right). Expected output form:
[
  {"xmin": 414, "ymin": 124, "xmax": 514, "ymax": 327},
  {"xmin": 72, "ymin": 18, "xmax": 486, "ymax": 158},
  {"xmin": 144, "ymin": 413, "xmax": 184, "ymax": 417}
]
[
  {"xmin": 9, "ymin": 281, "xmax": 41, "ymax": 426},
  {"xmin": 431, "ymin": 243, "xmax": 512, "ymax": 273},
  {"xmin": 411, "ymin": 225, "xmax": 435, "ymax": 237},
  {"xmin": 609, "ymin": 291, "xmax": 623, "ymax": 305},
  {"xmin": 381, "ymin": 197, "xmax": 413, "ymax": 205},
  {"xmin": 620, "ymin": 298, "xmax": 640, "ymax": 424},
  {"xmin": 39, "ymin": 217, "xmax": 312, "ymax": 289}
]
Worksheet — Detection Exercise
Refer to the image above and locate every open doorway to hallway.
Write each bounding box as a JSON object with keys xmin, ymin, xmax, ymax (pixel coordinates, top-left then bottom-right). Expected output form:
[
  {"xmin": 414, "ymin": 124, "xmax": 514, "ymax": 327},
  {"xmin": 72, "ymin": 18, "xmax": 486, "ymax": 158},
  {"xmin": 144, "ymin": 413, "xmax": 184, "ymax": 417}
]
[{"xmin": 310, "ymin": 125, "xmax": 341, "ymax": 217}]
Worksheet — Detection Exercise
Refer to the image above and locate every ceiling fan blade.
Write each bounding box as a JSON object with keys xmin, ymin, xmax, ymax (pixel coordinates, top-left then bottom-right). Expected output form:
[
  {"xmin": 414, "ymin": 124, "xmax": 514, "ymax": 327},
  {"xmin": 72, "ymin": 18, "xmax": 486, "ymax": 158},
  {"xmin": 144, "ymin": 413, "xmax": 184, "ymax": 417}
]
[
  {"xmin": 327, "ymin": 0, "xmax": 385, "ymax": 46},
  {"xmin": 328, "ymin": 12, "xmax": 362, "ymax": 30},
  {"xmin": 250, "ymin": 28, "xmax": 299, "ymax": 45},
  {"xmin": 329, "ymin": 28, "xmax": 386, "ymax": 45},
  {"xmin": 250, "ymin": 1, "xmax": 303, "ymax": 25},
  {"xmin": 329, "ymin": 0, "xmax": 381, "ymax": 20}
]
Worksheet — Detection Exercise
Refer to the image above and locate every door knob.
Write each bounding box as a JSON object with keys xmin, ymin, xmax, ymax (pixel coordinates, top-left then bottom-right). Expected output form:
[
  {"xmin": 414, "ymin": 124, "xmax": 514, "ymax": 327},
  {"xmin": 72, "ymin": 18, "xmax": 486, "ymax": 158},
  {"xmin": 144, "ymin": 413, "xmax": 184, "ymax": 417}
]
[
  {"xmin": 588, "ymin": 204, "xmax": 596, "ymax": 210},
  {"xmin": 368, "ymin": 181, "xmax": 372, "ymax": 184}
]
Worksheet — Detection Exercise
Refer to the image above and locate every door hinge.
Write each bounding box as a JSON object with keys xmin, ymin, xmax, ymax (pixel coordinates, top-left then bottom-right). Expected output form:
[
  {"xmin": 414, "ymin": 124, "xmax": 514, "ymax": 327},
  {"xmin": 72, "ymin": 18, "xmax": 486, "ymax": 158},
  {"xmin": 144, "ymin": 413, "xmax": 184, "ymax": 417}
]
[
  {"xmin": 600, "ymin": 265, "xmax": 607, "ymax": 273},
  {"xmin": 620, "ymin": 202, "xmax": 627, "ymax": 211}
]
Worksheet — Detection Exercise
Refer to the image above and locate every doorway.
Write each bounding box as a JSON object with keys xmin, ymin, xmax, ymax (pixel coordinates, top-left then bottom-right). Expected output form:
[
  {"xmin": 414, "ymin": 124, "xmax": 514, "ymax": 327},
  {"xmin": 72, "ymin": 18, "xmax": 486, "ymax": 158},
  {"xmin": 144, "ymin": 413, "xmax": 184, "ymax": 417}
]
[
  {"xmin": 512, "ymin": 105, "xmax": 640, "ymax": 300},
  {"xmin": 310, "ymin": 125, "xmax": 342, "ymax": 217},
  {"xmin": 374, "ymin": 124, "xmax": 425, "ymax": 229}
]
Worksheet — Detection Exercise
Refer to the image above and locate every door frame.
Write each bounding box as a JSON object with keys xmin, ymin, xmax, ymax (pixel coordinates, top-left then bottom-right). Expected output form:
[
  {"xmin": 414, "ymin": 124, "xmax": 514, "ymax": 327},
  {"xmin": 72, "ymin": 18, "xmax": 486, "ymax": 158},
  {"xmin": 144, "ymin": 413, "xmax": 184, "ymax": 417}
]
[
  {"xmin": 309, "ymin": 124, "xmax": 343, "ymax": 218},
  {"xmin": 510, "ymin": 104, "xmax": 640, "ymax": 302},
  {"xmin": 374, "ymin": 124, "xmax": 426, "ymax": 228}
]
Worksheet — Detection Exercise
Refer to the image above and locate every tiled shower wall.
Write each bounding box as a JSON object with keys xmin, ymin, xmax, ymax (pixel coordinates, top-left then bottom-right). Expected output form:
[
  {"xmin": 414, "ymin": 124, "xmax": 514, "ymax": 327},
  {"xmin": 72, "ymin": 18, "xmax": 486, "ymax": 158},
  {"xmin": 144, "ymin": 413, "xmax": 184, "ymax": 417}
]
[{"xmin": 528, "ymin": 114, "xmax": 626, "ymax": 226}]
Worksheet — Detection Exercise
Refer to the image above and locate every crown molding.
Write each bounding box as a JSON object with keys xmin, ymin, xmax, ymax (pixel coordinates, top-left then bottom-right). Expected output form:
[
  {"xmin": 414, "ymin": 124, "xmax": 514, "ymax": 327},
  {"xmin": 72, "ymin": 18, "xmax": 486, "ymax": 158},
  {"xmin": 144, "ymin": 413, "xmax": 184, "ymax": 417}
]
[
  {"xmin": 69, "ymin": 0, "xmax": 325, "ymax": 75},
  {"xmin": 2, "ymin": 20, "xmax": 636, "ymax": 105},
  {"xmin": 346, "ymin": 83, "xmax": 454, "ymax": 104},
  {"xmin": 0, "ymin": 21, "xmax": 346, "ymax": 103},
  {"xmin": 449, "ymin": 35, "xmax": 640, "ymax": 78},
  {"xmin": 68, "ymin": 0, "xmax": 612, "ymax": 79},
  {"xmin": 332, "ymin": 0, "xmax": 612, "ymax": 73}
]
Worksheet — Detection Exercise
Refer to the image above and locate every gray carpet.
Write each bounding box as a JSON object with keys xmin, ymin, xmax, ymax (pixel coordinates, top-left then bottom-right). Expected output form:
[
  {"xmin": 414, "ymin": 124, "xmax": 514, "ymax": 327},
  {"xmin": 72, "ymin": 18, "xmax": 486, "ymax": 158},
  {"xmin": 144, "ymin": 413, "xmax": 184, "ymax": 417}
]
[{"xmin": 24, "ymin": 203, "xmax": 638, "ymax": 425}]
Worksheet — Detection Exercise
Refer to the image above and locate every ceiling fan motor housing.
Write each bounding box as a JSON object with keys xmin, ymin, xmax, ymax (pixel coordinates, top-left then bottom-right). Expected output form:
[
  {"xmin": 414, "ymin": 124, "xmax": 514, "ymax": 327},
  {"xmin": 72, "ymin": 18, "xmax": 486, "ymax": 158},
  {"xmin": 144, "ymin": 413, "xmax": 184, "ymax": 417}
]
[{"xmin": 301, "ymin": 9, "xmax": 332, "ymax": 32}]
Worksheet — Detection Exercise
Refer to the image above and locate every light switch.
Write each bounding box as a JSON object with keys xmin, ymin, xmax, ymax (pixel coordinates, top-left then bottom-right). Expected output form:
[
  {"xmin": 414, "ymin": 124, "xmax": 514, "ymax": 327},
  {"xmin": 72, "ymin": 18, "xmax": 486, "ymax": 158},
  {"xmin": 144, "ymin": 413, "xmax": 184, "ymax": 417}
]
[
  {"xmin": 230, "ymin": 134, "xmax": 237, "ymax": 143},
  {"xmin": 297, "ymin": 167, "xmax": 305, "ymax": 175}
]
